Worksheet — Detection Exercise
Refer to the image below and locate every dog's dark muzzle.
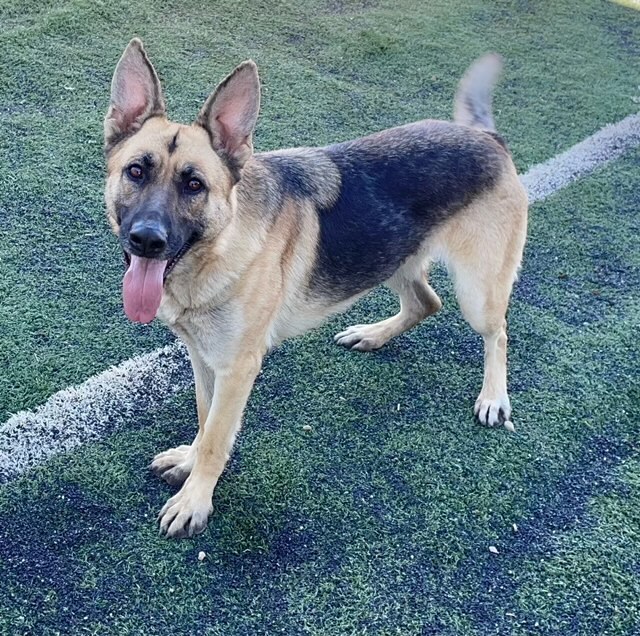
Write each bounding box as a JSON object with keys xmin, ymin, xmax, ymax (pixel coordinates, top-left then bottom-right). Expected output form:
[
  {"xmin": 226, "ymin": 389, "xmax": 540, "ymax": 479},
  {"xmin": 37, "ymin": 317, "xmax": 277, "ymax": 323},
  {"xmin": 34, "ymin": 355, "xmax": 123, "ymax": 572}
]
[{"xmin": 127, "ymin": 219, "xmax": 168, "ymax": 259}]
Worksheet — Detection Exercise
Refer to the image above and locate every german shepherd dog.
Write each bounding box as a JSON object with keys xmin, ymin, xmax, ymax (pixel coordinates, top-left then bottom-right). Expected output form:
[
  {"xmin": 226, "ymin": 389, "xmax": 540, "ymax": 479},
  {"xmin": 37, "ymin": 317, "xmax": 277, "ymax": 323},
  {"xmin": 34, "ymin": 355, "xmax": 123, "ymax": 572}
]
[{"xmin": 104, "ymin": 39, "xmax": 527, "ymax": 538}]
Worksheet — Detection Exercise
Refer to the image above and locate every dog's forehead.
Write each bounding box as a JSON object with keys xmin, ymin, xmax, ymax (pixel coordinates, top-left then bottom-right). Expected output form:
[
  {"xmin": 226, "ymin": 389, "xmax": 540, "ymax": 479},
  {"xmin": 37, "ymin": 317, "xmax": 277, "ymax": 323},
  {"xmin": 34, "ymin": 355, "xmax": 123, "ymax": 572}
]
[
  {"xmin": 121, "ymin": 119, "xmax": 210, "ymax": 159},
  {"xmin": 109, "ymin": 118, "xmax": 229, "ymax": 187},
  {"xmin": 168, "ymin": 125, "xmax": 216, "ymax": 162}
]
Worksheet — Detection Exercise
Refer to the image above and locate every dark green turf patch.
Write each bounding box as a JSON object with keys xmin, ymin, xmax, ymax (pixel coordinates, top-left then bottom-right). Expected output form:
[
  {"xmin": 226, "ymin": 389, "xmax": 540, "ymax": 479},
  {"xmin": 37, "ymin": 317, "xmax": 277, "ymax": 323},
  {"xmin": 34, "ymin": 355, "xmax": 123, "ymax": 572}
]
[{"xmin": 511, "ymin": 453, "xmax": 640, "ymax": 636}]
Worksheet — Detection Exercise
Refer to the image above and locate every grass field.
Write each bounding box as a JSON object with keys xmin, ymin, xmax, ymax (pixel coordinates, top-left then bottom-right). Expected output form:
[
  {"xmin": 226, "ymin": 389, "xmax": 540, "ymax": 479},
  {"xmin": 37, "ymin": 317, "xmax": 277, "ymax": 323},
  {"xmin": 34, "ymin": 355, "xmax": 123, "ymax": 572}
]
[{"xmin": 0, "ymin": 0, "xmax": 639, "ymax": 634}]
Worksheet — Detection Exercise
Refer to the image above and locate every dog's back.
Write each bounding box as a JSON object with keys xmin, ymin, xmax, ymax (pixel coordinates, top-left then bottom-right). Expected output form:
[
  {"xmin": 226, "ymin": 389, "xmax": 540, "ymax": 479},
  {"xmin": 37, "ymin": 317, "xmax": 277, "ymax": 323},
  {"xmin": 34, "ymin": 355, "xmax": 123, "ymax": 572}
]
[
  {"xmin": 250, "ymin": 54, "xmax": 517, "ymax": 303},
  {"xmin": 309, "ymin": 120, "xmax": 511, "ymax": 299}
]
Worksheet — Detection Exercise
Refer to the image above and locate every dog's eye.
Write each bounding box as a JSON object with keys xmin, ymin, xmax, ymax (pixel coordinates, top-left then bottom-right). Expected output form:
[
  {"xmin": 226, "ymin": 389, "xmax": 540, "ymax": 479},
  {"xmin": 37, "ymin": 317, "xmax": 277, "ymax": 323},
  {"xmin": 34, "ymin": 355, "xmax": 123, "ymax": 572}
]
[
  {"xmin": 127, "ymin": 164, "xmax": 144, "ymax": 181},
  {"xmin": 186, "ymin": 178, "xmax": 203, "ymax": 193}
]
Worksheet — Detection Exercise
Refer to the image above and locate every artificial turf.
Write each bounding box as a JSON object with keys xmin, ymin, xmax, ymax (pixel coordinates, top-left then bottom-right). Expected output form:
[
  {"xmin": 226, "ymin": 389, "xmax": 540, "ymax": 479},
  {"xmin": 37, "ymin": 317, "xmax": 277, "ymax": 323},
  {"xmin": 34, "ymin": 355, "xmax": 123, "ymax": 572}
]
[
  {"xmin": 0, "ymin": 0, "xmax": 639, "ymax": 634},
  {"xmin": 1, "ymin": 0, "xmax": 639, "ymax": 419}
]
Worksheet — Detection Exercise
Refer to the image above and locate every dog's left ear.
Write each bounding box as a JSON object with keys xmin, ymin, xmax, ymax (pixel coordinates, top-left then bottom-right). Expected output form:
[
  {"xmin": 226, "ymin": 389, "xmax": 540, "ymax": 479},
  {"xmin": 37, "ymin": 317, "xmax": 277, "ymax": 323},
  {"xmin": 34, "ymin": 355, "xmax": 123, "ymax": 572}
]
[{"xmin": 196, "ymin": 61, "xmax": 260, "ymax": 181}]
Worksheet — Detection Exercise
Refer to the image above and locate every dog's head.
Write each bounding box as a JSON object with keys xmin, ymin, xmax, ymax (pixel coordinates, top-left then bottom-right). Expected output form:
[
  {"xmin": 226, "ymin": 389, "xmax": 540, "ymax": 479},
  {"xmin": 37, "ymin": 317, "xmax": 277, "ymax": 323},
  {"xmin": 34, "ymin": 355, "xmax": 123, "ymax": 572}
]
[{"xmin": 104, "ymin": 39, "xmax": 260, "ymax": 323}]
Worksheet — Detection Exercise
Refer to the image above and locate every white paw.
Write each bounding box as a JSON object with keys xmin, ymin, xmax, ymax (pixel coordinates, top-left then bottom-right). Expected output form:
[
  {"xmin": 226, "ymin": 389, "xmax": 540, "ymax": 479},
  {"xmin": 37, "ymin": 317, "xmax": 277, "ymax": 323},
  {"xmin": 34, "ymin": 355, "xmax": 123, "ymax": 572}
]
[
  {"xmin": 150, "ymin": 444, "xmax": 195, "ymax": 487},
  {"xmin": 334, "ymin": 324, "xmax": 386, "ymax": 351},
  {"xmin": 474, "ymin": 394, "xmax": 512, "ymax": 429},
  {"xmin": 158, "ymin": 479, "xmax": 213, "ymax": 539}
]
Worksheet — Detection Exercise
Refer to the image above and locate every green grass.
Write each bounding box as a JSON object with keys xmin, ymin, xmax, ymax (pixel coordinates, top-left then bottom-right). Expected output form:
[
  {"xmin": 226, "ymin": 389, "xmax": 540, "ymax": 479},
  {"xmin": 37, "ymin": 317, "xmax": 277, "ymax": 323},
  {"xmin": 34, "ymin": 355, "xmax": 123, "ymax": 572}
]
[{"xmin": 0, "ymin": 0, "xmax": 639, "ymax": 634}]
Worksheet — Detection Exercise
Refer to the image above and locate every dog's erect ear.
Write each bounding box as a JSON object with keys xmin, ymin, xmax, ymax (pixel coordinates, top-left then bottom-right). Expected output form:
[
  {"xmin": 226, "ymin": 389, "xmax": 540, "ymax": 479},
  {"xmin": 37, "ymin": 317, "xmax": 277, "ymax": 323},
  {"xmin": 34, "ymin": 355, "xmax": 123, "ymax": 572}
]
[
  {"xmin": 104, "ymin": 38, "xmax": 165, "ymax": 150},
  {"xmin": 196, "ymin": 61, "xmax": 260, "ymax": 180}
]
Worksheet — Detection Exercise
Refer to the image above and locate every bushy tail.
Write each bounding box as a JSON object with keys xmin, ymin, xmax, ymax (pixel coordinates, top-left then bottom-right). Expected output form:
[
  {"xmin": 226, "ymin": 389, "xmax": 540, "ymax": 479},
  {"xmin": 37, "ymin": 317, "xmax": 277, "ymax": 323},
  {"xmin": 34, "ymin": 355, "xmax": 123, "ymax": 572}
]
[{"xmin": 454, "ymin": 53, "xmax": 503, "ymax": 132}]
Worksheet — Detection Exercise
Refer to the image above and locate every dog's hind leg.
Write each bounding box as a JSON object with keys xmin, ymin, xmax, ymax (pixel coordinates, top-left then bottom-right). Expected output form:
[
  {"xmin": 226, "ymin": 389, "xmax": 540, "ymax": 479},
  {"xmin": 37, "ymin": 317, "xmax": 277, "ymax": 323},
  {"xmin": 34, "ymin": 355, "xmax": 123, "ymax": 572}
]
[
  {"xmin": 334, "ymin": 254, "xmax": 442, "ymax": 351},
  {"xmin": 454, "ymin": 271, "xmax": 513, "ymax": 428},
  {"xmin": 440, "ymin": 180, "xmax": 527, "ymax": 427}
]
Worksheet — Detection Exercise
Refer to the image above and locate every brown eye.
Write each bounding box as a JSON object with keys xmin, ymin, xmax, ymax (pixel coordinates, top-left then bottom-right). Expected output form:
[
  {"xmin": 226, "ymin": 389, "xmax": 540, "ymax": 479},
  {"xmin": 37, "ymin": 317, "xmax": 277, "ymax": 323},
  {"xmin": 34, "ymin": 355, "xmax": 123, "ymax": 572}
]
[
  {"xmin": 187, "ymin": 178, "xmax": 203, "ymax": 193},
  {"xmin": 127, "ymin": 164, "xmax": 143, "ymax": 180}
]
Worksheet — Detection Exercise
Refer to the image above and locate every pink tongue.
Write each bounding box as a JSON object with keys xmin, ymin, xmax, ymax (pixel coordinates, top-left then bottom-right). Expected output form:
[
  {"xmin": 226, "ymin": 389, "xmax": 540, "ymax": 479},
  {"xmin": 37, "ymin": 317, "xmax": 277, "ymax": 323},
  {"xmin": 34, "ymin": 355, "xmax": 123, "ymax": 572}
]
[{"xmin": 123, "ymin": 255, "xmax": 168, "ymax": 324}]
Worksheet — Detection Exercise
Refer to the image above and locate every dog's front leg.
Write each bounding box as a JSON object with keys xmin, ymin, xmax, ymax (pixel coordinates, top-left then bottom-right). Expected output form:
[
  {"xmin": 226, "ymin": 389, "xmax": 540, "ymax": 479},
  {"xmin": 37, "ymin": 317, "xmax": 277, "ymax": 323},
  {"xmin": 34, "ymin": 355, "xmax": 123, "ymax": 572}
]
[
  {"xmin": 157, "ymin": 353, "xmax": 261, "ymax": 538},
  {"xmin": 158, "ymin": 353, "xmax": 262, "ymax": 538},
  {"xmin": 150, "ymin": 348, "xmax": 215, "ymax": 486}
]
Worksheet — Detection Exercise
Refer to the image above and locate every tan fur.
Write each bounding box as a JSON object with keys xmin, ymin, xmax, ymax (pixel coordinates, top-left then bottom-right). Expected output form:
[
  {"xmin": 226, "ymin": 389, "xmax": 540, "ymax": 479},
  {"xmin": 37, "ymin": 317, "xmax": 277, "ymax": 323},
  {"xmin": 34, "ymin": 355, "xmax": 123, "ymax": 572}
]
[
  {"xmin": 104, "ymin": 41, "xmax": 528, "ymax": 538},
  {"xmin": 428, "ymin": 164, "xmax": 528, "ymax": 422}
]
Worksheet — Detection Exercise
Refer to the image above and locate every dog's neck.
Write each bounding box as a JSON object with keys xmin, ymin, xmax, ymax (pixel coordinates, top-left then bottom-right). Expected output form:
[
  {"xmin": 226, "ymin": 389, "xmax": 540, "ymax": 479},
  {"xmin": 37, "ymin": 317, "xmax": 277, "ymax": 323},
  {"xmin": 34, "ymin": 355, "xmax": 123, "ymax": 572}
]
[{"xmin": 157, "ymin": 171, "xmax": 272, "ymax": 323}]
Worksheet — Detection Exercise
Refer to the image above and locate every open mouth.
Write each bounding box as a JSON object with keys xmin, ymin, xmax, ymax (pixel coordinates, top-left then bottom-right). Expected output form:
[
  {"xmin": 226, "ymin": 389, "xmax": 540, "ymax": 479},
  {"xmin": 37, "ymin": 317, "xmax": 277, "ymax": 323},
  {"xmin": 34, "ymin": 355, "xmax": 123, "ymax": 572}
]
[
  {"xmin": 122, "ymin": 237, "xmax": 195, "ymax": 284},
  {"xmin": 121, "ymin": 237, "xmax": 197, "ymax": 324}
]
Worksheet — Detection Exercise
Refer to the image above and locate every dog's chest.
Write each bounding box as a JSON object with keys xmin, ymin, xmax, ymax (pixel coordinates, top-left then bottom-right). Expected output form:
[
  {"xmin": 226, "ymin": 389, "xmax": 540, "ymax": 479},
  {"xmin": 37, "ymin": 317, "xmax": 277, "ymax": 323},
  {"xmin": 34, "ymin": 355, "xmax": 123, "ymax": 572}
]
[{"xmin": 161, "ymin": 300, "xmax": 243, "ymax": 366}]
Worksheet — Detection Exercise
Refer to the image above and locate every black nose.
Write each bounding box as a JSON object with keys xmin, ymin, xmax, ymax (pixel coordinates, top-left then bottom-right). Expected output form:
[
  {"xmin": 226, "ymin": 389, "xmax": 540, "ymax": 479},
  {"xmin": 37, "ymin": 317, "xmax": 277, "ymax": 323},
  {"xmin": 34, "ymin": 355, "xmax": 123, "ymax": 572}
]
[{"xmin": 128, "ymin": 221, "xmax": 168, "ymax": 258}]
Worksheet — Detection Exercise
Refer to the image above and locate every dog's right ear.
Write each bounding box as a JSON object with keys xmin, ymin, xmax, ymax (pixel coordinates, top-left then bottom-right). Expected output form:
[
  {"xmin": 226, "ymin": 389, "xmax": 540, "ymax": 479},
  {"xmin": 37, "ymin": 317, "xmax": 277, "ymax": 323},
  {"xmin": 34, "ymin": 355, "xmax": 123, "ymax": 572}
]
[{"xmin": 104, "ymin": 39, "xmax": 165, "ymax": 151}]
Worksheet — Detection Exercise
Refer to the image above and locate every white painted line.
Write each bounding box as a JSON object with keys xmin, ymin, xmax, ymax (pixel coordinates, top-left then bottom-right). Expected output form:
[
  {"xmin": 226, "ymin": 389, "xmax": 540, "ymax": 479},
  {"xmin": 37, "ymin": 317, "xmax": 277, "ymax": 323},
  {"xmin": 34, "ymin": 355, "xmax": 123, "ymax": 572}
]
[
  {"xmin": 0, "ymin": 342, "xmax": 191, "ymax": 482},
  {"xmin": 521, "ymin": 112, "xmax": 640, "ymax": 203},
  {"xmin": 1, "ymin": 111, "xmax": 639, "ymax": 483},
  {"xmin": 610, "ymin": 0, "xmax": 640, "ymax": 11}
]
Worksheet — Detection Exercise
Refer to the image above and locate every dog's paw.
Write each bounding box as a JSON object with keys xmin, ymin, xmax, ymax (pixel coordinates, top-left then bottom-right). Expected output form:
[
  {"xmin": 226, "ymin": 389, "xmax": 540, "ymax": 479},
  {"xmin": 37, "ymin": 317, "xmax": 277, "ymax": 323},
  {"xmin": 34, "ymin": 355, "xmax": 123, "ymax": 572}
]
[
  {"xmin": 334, "ymin": 324, "xmax": 388, "ymax": 351},
  {"xmin": 474, "ymin": 394, "xmax": 513, "ymax": 429},
  {"xmin": 158, "ymin": 481, "xmax": 213, "ymax": 539},
  {"xmin": 150, "ymin": 445, "xmax": 194, "ymax": 487}
]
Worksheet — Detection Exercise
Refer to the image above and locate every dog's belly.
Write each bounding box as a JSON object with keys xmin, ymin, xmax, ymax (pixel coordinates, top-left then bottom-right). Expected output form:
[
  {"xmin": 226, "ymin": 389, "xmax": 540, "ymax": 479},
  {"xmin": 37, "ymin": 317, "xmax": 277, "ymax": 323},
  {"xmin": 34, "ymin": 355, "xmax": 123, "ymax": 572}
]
[{"xmin": 268, "ymin": 292, "xmax": 363, "ymax": 347}]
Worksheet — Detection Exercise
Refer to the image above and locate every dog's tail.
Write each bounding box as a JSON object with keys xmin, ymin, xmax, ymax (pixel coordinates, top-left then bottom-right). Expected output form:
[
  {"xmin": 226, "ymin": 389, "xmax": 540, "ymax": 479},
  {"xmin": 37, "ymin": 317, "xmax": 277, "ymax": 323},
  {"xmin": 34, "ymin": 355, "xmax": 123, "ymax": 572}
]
[{"xmin": 454, "ymin": 53, "xmax": 503, "ymax": 132}]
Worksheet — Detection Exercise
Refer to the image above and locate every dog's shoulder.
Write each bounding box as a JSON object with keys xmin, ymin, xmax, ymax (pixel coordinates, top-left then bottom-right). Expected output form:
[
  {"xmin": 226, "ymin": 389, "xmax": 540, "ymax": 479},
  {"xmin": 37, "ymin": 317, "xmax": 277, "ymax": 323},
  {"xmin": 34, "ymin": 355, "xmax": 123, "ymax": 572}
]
[{"xmin": 248, "ymin": 147, "xmax": 341, "ymax": 212}]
